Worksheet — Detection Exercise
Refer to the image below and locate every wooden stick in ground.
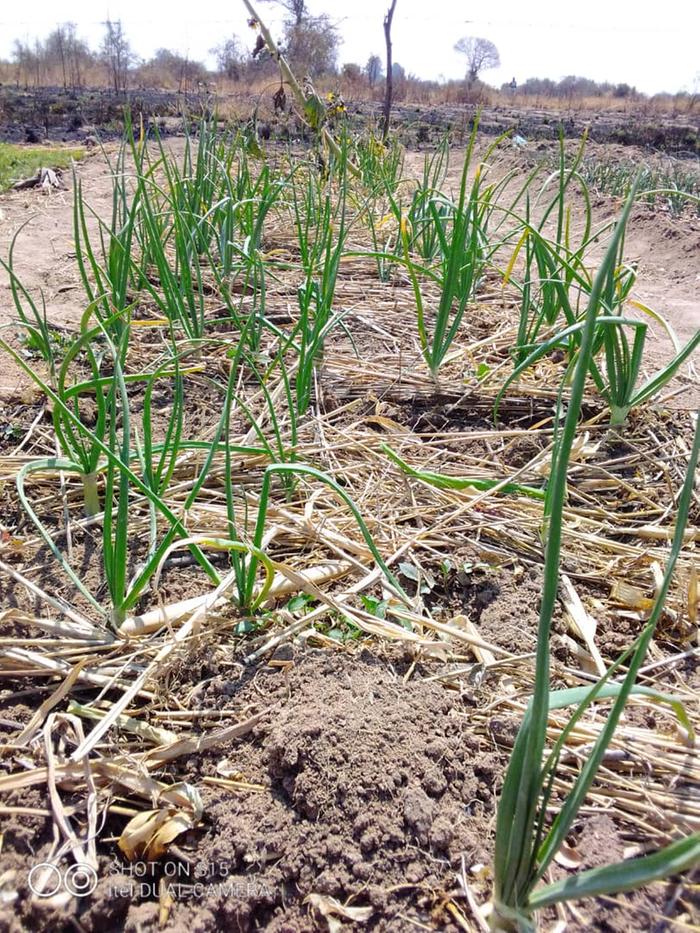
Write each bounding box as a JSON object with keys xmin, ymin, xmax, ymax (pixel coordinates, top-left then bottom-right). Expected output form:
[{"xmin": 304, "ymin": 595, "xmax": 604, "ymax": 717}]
[{"xmin": 382, "ymin": 0, "xmax": 399, "ymax": 141}]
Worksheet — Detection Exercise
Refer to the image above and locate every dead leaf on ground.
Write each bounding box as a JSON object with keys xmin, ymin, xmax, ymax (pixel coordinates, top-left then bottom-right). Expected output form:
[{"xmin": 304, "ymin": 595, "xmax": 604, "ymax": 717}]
[
  {"xmin": 118, "ymin": 808, "xmax": 196, "ymax": 861},
  {"xmin": 306, "ymin": 892, "xmax": 373, "ymax": 932}
]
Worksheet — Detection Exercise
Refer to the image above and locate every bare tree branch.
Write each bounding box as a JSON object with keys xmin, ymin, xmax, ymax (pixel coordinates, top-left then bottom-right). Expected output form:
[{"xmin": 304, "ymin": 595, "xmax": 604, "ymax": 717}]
[{"xmin": 260, "ymin": 0, "xmax": 307, "ymax": 27}]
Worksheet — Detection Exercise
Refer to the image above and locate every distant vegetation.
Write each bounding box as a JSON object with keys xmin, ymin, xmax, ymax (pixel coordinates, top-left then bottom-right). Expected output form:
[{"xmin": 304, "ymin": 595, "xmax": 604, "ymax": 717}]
[
  {"xmin": 574, "ymin": 154, "xmax": 700, "ymax": 217},
  {"xmin": 0, "ymin": 14, "xmax": 697, "ymax": 116}
]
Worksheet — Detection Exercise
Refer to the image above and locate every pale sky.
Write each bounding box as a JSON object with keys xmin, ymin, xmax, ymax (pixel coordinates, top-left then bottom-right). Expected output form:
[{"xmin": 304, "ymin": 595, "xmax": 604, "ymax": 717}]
[{"xmin": 1, "ymin": 0, "xmax": 698, "ymax": 95}]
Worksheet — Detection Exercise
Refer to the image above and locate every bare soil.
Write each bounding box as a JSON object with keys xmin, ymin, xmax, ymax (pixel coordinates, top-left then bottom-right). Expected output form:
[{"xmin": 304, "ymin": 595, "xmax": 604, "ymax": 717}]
[
  {"xmin": 0, "ymin": 87, "xmax": 189, "ymax": 144},
  {"xmin": 1, "ymin": 649, "xmax": 692, "ymax": 932}
]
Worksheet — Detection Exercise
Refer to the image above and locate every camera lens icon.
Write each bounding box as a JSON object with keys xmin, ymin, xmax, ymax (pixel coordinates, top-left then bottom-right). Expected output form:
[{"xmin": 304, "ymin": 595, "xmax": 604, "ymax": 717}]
[
  {"xmin": 27, "ymin": 863, "xmax": 62, "ymax": 898},
  {"xmin": 28, "ymin": 862, "xmax": 98, "ymax": 898},
  {"xmin": 64, "ymin": 864, "xmax": 98, "ymax": 897}
]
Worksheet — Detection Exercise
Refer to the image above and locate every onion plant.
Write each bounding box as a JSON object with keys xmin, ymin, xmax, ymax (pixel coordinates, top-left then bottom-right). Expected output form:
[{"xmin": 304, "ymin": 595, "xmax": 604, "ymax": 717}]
[
  {"xmin": 53, "ymin": 308, "xmax": 122, "ymax": 515},
  {"xmin": 351, "ymin": 129, "xmax": 404, "ymax": 197},
  {"xmin": 205, "ymin": 152, "xmax": 286, "ymax": 352},
  {"xmin": 589, "ymin": 240, "xmax": 700, "ymax": 423},
  {"xmin": 125, "ymin": 122, "xmax": 284, "ymax": 343},
  {"xmin": 0, "ymin": 312, "xmax": 278, "ymax": 628},
  {"xmin": 123, "ymin": 141, "xmax": 209, "ymax": 341},
  {"xmin": 394, "ymin": 121, "xmax": 544, "ymax": 377},
  {"xmin": 405, "ymin": 133, "xmax": 451, "ymax": 262},
  {"xmin": 497, "ymin": 224, "xmax": 700, "ymax": 425},
  {"xmin": 382, "ymin": 443, "xmax": 545, "ymax": 500},
  {"xmin": 151, "ymin": 117, "xmax": 275, "ymax": 270},
  {"xmin": 399, "ymin": 122, "xmax": 488, "ymax": 376},
  {"xmin": 503, "ymin": 137, "xmax": 596, "ymax": 365},
  {"xmin": 1, "ymin": 222, "xmax": 60, "ymax": 383},
  {"xmin": 73, "ymin": 147, "xmax": 140, "ymax": 341},
  {"xmin": 216, "ymin": 151, "xmax": 284, "ymax": 280},
  {"xmin": 282, "ymin": 155, "xmax": 349, "ymax": 415},
  {"xmin": 164, "ymin": 116, "xmax": 235, "ymax": 257},
  {"xmin": 491, "ymin": 184, "xmax": 700, "ymax": 929},
  {"xmin": 180, "ymin": 332, "xmax": 401, "ymax": 610},
  {"xmin": 508, "ymin": 141, "xmax": 698, "ymax": 383},
  {"xmin": 364, "ymin": 206, "xmax": 396, "ymax": 283}
]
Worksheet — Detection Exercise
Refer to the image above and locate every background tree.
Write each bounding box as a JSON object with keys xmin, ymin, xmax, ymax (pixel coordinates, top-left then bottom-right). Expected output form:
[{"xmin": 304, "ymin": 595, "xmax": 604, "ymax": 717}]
[
  {"xmin": 137, "ymin": 49, "xmax": 207, "ymax": 92},
  {"xmin": 284, "ymin": 14, "xmax": 338, "ymax": 76},
  {"xmin": 44, "ymin": 24, "xmax": 90, "ymax": 88},
  {"xmin": 342, "ymin": 63, "xmax": 363, "ymax": 84},
  {"xmin": 390, "ymin": 62, "xmax": 407, "ymax": 101},
  {"xmin": 101, "ymin": 19, "xmax": 132, "ymax": 93},
  {"xmin": 10, "ymin": 26, "xmax": 91, "ymax": 88},
  {"xmin": 212, "ymin": 36, "xmax": 245, "ymax": 80},
  {"xmin": 63, "ymin": 24, "xmax": 90, "ymax": 88},
  {"xmin": 365, "ymin": 54, "xmax": 383, "ymax": 89},
  {"xmin": 260, "ymin": 0, "xmax": 342, "ymax": 76},
  {"xmin": 454, "ymin": 36, "xmax": 500, "ymax": 84},
  {"xmin": 11, "ymin": 40, "xmax": 37, "ymax": 88},
  {"xmin": 45, "ymin": 26, "xmax": 69, "ymax": 88}
]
